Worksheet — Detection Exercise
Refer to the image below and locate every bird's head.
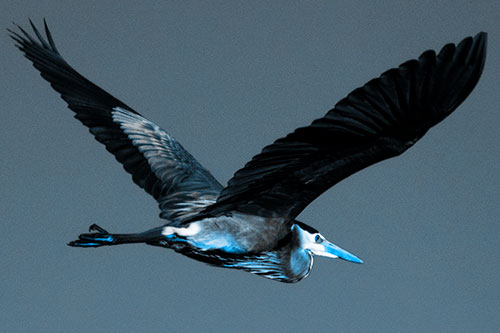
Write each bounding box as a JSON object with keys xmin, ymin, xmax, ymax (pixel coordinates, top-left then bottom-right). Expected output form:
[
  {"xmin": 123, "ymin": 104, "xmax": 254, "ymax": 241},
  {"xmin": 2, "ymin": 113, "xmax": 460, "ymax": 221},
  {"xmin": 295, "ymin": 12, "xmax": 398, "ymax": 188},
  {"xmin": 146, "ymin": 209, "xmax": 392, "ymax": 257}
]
[{"xmin": 293, "ymin": 222, "xmax": 363, "ymax": 264}]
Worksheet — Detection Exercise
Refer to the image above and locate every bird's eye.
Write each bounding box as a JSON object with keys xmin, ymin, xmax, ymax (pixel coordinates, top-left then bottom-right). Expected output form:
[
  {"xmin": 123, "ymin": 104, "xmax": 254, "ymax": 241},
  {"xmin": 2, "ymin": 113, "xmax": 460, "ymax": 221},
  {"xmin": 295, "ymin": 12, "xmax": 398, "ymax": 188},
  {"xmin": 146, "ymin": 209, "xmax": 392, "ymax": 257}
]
[{"xmin": 315, "ymin": 235, "xmax": 323, "ymax": 243}]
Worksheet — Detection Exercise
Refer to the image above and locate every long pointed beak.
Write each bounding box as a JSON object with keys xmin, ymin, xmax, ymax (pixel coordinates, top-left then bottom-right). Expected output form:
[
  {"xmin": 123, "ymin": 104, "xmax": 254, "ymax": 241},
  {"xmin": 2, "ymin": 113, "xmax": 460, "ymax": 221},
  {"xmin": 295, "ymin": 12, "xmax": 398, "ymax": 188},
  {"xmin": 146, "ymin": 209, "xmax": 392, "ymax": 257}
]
[{"xmin": 323, "ymin": 241, "xmax": 364, "ymax": 264}]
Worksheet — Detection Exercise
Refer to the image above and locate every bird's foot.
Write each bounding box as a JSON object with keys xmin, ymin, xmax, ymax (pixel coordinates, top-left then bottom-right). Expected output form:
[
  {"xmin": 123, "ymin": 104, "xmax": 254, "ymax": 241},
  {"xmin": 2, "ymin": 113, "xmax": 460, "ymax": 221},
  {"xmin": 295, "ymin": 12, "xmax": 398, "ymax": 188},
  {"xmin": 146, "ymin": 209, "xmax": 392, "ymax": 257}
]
[{"xmin": 68, "ymin": 224, "xmax": 115, "ymax": 247}]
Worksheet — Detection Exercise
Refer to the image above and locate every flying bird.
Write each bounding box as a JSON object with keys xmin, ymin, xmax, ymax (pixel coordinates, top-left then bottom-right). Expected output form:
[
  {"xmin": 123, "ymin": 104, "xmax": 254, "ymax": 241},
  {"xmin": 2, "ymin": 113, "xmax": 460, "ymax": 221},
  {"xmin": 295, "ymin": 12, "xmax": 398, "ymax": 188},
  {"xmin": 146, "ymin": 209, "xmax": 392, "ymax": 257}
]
[{"xmin": 9, "ymin": 20, "xmax": 487, "ymax": 283}]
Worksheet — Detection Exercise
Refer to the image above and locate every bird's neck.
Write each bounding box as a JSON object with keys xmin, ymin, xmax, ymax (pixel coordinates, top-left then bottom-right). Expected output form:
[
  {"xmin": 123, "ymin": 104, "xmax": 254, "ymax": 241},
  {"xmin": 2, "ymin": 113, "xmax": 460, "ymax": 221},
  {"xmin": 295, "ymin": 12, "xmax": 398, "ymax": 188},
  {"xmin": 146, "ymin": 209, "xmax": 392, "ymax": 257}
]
[
  {"xmin": 288, "ymin": 247, "xmax": 313, "ymax": 279},
  {"xmin": 275, "ymin": 226, "xmax": 313, "ymax": 281}
]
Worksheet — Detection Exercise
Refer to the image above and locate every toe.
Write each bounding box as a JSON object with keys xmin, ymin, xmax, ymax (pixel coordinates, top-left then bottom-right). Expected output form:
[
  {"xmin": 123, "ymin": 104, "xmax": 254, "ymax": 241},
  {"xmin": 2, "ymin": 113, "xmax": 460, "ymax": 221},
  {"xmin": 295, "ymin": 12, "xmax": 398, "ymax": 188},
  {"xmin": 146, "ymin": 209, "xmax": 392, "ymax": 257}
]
[{"xmin": 88, "ymin": 224, "xmax": 108, "ymax": 234}]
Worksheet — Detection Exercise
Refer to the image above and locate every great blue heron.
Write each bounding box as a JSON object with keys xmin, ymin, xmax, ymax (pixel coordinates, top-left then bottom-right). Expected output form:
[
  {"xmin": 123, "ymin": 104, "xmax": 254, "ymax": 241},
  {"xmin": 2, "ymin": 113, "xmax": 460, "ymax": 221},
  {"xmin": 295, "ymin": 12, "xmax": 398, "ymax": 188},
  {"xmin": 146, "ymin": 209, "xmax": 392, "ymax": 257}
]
[{"xmin": 9, "ymin": 20, "xmax": 487, "ymax": 282}]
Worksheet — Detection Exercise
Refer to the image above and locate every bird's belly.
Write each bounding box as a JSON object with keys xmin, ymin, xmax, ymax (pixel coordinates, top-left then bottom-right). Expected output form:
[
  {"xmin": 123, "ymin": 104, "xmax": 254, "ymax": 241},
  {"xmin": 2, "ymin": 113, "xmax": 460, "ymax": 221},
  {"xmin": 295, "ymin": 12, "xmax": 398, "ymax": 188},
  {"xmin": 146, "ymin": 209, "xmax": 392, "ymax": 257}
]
[{"xmin": 188, "ymin": 232, "xmax": 246, "ymax": 254}]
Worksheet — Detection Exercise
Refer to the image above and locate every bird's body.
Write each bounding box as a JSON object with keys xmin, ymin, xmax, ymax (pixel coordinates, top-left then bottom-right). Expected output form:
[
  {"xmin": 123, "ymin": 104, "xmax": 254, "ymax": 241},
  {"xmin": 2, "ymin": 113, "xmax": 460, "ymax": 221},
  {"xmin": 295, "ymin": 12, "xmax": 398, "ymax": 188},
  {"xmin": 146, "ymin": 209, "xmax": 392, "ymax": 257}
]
[
  {"xmin": 10, "ymin": 20, "xmax": 487, "ymax": 283},
  {"xmin": 162, "ymin": 214, "xmax": 284, "ymax": 254}
]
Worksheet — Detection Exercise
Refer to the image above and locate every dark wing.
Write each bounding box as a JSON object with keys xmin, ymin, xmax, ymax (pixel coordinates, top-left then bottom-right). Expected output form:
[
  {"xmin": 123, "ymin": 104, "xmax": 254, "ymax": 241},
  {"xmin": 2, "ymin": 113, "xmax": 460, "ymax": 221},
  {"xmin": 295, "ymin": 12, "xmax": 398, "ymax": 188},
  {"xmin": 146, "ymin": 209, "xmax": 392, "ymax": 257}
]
[
  {"xmin": 203, "ymin": 33, "xmax": 487, "ymax": 220},
  {"xmin": 9, "ymin": 20, "xmax": 223, "ymax": 225}
]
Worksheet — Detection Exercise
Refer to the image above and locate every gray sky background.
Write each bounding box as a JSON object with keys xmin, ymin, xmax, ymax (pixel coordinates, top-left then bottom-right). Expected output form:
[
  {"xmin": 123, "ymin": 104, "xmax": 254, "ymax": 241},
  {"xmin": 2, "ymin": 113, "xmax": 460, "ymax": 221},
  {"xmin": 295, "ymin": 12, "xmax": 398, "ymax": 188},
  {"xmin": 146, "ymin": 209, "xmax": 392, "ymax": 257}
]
[{"xmin": 1, "ymin": 1, "xmax": 499, "ymax": 332}]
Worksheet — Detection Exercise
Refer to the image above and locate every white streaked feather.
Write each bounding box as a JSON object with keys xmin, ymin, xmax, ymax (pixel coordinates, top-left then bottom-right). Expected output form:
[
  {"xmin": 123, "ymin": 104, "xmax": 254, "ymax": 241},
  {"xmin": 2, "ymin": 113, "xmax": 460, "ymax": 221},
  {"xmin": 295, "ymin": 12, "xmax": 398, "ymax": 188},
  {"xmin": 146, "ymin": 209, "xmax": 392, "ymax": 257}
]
[{"xmin": 111, "ymin": 107, "xmax": 222, "ymax": 224}]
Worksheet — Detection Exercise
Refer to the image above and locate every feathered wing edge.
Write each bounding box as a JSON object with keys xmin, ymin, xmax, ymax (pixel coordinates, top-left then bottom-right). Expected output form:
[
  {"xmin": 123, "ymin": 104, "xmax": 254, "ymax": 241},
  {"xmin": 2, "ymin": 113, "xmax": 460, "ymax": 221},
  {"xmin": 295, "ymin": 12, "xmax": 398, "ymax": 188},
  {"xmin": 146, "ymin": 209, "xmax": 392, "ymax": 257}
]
[
  {"xmin": 179, "ymin": 247, "xmax": 308, "ymax": 283},
  {"xmin": 202, "ymin": 32, "xmax": 487, "ymax": 220},
  {"xmin": 9, "ymin": 20, "xmax": 223, "ymax": 225}
]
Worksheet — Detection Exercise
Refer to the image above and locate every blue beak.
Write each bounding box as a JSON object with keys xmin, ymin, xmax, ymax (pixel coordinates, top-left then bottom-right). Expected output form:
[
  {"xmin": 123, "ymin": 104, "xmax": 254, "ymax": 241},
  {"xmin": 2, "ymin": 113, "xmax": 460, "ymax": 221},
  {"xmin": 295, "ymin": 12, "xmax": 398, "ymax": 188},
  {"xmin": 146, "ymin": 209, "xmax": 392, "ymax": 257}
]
[{"xmin": 324, "ymin": 241, "xmax": 364, "ymax": 264}]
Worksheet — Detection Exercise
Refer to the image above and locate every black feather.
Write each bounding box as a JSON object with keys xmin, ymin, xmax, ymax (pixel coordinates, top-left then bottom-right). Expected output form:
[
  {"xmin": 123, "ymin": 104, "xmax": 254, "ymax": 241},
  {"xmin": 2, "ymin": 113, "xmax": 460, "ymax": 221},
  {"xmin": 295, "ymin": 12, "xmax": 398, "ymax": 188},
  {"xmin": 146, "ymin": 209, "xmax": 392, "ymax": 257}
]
[{"xmin": 204, "ymin": 33, "xmax": 487, "ymax": 220}]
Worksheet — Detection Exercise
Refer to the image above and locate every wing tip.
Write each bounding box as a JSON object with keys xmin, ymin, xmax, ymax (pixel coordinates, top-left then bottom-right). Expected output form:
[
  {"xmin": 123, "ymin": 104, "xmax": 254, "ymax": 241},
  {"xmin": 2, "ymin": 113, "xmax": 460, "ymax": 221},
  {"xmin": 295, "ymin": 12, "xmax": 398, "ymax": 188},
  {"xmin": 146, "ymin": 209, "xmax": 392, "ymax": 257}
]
[
  {"xmin": 471, "ymin": 31, "xmax": 488, "ymax": 65},
  {"xmin": 8, "ymin": 18, "xmax": 61, "ymax": 56}
]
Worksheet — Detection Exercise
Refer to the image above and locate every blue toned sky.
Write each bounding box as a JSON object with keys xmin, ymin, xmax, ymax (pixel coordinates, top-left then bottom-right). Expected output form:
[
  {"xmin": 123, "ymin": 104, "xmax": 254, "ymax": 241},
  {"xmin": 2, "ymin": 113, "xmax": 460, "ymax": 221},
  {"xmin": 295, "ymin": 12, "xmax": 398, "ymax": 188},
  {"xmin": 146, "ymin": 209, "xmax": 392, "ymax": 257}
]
[{"xmin": 1, "ymin": 1, "xmax": 499, "ymax": 332}]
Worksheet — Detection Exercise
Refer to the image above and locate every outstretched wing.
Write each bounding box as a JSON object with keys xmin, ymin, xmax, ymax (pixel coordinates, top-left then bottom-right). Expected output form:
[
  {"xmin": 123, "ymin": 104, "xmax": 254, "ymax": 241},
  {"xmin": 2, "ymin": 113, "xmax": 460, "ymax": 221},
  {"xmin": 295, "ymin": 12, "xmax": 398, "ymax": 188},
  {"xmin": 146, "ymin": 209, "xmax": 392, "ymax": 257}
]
[
  {"xmin": 204, "ymin": 33, "xmax": 487, "ymax": 220},
  {"xmin": 9, "ymin": 20, "xmax": 223, "ymax": 225}
]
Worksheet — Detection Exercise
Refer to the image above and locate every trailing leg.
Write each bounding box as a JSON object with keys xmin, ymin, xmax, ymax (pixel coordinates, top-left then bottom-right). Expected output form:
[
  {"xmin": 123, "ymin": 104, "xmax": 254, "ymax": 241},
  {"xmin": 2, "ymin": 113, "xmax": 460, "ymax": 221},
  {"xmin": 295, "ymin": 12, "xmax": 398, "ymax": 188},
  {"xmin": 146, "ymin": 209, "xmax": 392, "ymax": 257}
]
[{"xmin": 67, "ymin": 224, "xmax": 163, "ymax": 247}]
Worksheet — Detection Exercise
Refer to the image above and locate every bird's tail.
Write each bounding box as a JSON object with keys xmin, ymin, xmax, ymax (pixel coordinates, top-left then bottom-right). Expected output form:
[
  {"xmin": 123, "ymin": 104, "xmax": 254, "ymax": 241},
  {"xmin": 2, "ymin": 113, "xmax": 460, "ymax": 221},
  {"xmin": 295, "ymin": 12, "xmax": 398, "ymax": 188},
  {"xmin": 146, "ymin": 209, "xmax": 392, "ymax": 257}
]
[{"xmin": 68, "ymin": 224, "xmax": 162, "ymax": 247}]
